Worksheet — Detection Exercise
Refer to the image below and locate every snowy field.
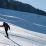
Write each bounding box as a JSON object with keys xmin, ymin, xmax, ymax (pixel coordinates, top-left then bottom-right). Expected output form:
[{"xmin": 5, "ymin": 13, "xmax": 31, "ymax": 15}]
[{"xmin": 0, "ymin": 8, "xmax": 46, "ymax": 46}]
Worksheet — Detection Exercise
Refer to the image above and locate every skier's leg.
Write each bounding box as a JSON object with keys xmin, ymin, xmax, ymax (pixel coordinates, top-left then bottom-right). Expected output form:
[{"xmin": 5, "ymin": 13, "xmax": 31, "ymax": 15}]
[{"xmin": 5, "ymin": 29, "xmax": 9, "ymax": 38}]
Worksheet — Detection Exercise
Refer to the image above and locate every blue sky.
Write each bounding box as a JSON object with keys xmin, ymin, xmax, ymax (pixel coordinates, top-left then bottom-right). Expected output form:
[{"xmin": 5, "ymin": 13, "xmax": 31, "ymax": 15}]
[{"xmin": 17, "ymin": 0, "xmax": 46, "ymax": 12}]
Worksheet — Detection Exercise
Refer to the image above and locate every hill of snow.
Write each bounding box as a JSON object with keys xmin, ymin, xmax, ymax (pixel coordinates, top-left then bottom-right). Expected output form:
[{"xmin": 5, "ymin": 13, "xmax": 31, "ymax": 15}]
[{"xmin": 0, "ymin": 8, "xmax": 46, "ymax": 46}]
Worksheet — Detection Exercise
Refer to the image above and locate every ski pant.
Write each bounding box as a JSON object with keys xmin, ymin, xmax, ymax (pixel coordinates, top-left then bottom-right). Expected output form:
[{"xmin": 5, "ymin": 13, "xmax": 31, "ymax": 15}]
[{"xmin": 5, "ymin": 28, "xmax": 8, "ymax": 37}]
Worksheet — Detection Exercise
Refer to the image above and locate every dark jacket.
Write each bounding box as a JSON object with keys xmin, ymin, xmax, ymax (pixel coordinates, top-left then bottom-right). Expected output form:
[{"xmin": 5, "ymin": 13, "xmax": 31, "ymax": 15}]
[{"xmin": 0, "ymin": 22, "xmax": 10, "ymax": 30}]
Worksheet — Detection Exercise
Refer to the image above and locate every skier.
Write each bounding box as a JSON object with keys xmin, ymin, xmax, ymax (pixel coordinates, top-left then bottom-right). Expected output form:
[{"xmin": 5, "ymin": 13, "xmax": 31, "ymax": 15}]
[{"xmin": 0, "ymin": 22, "xmax": 10, "ymax": 38}]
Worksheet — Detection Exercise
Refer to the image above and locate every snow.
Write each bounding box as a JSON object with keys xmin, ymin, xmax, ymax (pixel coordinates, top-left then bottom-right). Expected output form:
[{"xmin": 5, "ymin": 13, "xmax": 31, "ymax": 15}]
[{"xmin": 0, "ymin": 8, "xmax": 46, "ymax": 46}]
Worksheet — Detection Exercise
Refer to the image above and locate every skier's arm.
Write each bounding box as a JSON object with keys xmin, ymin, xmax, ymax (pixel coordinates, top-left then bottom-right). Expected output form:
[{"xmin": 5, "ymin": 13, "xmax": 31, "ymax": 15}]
[
  {"xmin": 0, "ymin": 23, "xmax": 4, "ymax": 27},
  {"xmin": 8, "ymin": 25, "xmax": 10, "ymax": 30}
]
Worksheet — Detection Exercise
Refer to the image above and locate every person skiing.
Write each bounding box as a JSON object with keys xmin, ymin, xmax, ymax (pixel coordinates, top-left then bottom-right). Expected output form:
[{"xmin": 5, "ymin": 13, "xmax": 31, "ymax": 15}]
[{"xmin": 0, "ymin": 22, "xmax": 10, "ymax": 38}]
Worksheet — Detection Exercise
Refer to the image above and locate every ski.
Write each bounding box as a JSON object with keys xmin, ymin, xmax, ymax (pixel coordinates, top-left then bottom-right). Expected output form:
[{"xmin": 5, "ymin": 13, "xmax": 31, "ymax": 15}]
[{"xmin": 4, "ymin": 35, "xmax": 10, "ymax": 39}]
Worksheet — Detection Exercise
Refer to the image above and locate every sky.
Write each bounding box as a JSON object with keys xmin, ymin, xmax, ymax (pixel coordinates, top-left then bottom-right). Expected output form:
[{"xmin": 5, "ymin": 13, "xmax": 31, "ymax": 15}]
[{"xmin": 17, "ymin": 0, "xmax": 46, "ymax": 12}]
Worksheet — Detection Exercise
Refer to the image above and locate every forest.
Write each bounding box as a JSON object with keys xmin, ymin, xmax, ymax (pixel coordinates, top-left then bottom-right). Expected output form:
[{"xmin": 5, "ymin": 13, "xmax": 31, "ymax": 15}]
[{"xmin": 0, "ymin": 0, "xmax": 46, "ymax": 16}]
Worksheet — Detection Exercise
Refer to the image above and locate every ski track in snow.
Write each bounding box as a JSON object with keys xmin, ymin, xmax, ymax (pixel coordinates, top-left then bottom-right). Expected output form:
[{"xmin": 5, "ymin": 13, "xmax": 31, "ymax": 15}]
[{"xmin": 0, "ymin": 29, "xmax": 46, "ymax": 46}]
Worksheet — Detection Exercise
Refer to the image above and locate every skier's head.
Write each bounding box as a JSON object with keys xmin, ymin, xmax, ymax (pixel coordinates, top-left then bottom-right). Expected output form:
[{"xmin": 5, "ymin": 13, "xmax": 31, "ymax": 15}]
[{"xmin": 3, "ymin": 22, "xmax": 5, "ymax": 24}]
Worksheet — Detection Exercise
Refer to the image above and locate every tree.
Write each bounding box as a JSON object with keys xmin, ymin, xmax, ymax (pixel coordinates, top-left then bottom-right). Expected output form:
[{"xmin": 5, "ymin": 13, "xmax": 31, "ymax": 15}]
[{"xmin": 8, "ymin": 0, "xmax": 14, "ymax": 10}]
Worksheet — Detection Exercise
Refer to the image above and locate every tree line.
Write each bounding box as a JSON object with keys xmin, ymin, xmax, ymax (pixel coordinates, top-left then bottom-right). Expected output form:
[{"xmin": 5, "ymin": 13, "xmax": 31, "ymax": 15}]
[{"xmin": 0, "ymin": 0, "xmax": 46, "ymax": 16}]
